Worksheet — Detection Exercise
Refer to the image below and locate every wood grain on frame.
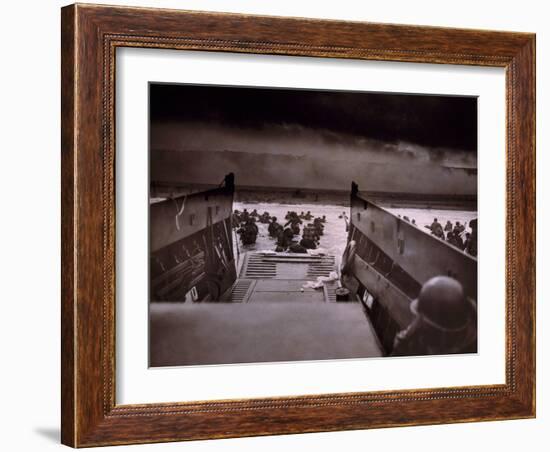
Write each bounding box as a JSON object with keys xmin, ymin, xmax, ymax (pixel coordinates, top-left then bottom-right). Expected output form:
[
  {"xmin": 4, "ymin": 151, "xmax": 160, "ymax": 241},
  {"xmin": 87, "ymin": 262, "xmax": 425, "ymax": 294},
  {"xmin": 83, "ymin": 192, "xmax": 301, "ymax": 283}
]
[{"xmin": 61, "ymin": 3, "xmax": 535, "ymax": 447}]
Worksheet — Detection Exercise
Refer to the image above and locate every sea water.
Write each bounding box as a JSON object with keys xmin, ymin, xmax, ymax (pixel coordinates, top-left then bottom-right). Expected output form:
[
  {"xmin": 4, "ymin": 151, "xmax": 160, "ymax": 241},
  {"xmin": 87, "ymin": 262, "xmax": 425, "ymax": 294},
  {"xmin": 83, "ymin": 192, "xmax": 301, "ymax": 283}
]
[{"xmin": 233, "ymin": 201, "xmax": 477, "ymax": 269}]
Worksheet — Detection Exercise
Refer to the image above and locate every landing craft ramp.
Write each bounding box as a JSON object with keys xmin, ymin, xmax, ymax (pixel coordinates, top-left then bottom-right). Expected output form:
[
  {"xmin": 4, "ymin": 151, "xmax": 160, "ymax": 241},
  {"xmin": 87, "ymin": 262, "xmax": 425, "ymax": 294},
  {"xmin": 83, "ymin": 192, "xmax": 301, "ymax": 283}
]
[
  {"xmin": 224, "ymin": 252, "xmax": 338, "ymax": 303},
  {"xmin": 149, "ymin": 251, "xmax": 383, "ymax": 367}
]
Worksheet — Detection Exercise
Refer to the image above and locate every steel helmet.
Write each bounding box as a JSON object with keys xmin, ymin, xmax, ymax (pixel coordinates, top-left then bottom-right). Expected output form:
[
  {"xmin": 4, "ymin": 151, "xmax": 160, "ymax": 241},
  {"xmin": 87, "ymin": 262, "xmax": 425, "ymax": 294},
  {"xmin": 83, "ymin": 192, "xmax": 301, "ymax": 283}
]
[{"xmin": 411, "ymin": 276, "xmax": 474, "ymax": 331}]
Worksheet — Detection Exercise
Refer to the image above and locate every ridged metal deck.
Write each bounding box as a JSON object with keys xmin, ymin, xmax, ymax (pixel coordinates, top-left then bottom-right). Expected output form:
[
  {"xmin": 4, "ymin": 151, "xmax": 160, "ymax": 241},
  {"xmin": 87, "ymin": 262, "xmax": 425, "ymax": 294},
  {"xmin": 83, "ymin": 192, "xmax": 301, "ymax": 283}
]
[{"xmin": 224, "ymin": 252, "xmax": 338, "ymax": 303}]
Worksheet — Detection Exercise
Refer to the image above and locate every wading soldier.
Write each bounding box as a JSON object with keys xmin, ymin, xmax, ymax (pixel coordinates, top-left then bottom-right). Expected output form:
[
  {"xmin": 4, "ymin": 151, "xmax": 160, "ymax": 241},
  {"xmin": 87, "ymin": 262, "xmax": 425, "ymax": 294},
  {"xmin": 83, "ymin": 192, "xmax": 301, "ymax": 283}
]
[
  {"xmin": 268, "ymin": 216, "xmax": 279, "ymax": 237},
  {"xmin": 238, "ymin": 218, "xmax": 258, "ymax": 245}
]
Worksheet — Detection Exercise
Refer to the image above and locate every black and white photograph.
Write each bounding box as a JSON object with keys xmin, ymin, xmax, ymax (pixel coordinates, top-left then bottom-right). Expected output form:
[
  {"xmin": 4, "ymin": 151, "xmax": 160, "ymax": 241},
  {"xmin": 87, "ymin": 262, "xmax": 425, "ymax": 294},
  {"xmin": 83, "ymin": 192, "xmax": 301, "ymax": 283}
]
[
  {"xmin": 2, "ymin": 0, "xmax": 542, "ymax": 450},
  {"xmin": 148, "ymin": 83, "xmax": 478, "ymax": 367}
]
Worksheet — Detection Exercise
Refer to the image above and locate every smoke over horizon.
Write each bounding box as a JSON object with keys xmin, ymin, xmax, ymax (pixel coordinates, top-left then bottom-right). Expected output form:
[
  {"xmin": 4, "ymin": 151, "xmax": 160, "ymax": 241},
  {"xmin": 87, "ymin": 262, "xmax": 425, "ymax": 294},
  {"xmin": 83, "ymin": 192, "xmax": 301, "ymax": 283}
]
[{"xmin": 150, "ymin": 84, "xmax": 478, "ymax": 196}]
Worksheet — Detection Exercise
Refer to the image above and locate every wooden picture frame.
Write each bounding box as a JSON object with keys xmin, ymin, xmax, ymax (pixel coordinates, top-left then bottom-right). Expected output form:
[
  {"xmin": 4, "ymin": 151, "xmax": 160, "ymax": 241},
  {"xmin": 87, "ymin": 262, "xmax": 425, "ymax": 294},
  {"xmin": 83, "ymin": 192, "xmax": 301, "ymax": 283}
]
[{"xmin": 61, "ymin": 3, "xmax": 535, "ymax": 447}]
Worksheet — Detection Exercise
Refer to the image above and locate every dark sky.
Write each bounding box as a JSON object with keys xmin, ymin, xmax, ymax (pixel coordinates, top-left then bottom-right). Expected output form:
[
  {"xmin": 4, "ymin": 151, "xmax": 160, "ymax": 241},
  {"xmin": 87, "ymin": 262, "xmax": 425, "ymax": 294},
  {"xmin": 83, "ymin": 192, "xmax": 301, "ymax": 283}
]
[{"xmin": 150, "ymin": 83, "xmax": 477, "ymax": 152}]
